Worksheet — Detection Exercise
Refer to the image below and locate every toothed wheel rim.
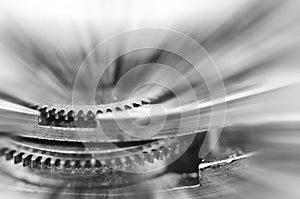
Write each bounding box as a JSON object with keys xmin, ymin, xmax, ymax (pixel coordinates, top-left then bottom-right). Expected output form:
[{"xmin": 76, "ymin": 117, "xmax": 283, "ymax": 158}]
[
  {"xmin": 0, "ymin": 138, "xmax": 186, "ymax": 173},
  {"xmin": 36, "ymin": 98, "xmax": 151, "ymax": 127}
]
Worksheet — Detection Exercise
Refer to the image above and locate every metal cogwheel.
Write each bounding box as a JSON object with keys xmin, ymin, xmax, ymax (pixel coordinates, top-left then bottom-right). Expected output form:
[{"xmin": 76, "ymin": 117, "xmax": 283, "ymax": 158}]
[
  {"xmin": 12, "ymin": 97, "xmax": 206, "ymax": 143},
  {"xmin": 36, "ymin": 98, "xmax": 151, "ymax": 127},
  {"xmin": 0, "ymin": 137, "xmax": 186, "ymax": 173}
]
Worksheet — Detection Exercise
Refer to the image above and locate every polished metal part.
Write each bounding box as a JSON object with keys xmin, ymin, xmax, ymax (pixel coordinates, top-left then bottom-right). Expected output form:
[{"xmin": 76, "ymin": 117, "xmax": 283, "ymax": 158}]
[{"xmin": 0, "ymin": 137, "xmax": 186, "ymax": 172}]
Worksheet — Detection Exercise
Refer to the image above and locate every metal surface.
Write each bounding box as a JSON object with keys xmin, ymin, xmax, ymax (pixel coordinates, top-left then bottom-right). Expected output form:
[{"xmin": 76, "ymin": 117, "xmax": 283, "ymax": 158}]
[{"xmin": 0, "ymin": 138, "xmax": 186, "ymax": 172}]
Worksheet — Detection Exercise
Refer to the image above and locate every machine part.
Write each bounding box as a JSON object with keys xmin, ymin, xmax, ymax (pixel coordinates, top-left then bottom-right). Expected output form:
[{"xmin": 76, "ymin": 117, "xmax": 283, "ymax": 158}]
[
  {"xmin": 10, "ymin": 104, "xmax": 209, "ymax": 143},
  {"xmin": 0, "ymin": 137, "xmax": 186, "ymax": 172},
  {"xmin": 0, "ymin": 135, "xmax": 189, "ymax": 190},
  {"xmin": 37, "ymin": 98, "xmax": 151, "ymax": 127},
  {"xmin": 199, "ymin": 152, "xmax": 256, "ymax": 186},
  {"xmin": 0, "ymin": 142, "xmax": 255, "ymax": 197}
]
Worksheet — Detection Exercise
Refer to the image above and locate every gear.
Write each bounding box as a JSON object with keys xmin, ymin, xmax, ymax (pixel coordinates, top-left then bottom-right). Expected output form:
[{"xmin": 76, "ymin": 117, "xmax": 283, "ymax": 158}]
[
  {"xmin": 0, "ymin": 137, "xmax": 186, "ymax": 173},
  {"xmin": 37, "ymin": 98, "xmax": 151, "ymax": 127}
]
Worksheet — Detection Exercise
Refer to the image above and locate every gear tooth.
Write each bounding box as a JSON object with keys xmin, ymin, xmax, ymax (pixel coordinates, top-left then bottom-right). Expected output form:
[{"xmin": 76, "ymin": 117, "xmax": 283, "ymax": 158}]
[
  {"xmin": 75, "ymin": 160, "xmax": 82, "ymax": 170},
  {"xmin": 71, "ymin": 111, "xmax": 76, "ymax": 118},
  {"xmin": 156, "ymin": 149, "xmax": 164, "ymax": 160},
  {"xmin": 96, "ymin": 109, "xmax": 103, "ymax": 115},
  {"xmin": 66, "ymin": 110, "xmax": 73, "ymax": 120},
  {"xmin": 59, "ymin": 109, "xmax": 65, "ymax": 115},
  {"xmin": 101, "ymin": 160, "xmax": 110, "ymax": 171},
  {"xmin": 134, "ymin": 154, "xmax": 145, "ymax": 166},
  {"xmin": 31, "ymin": 156, "xmax": 42, "ymax": 168},
  {"xmin": 86, "ymin": 110, "xmax": 96, "ymax": 127},
  {"xmin": 38, "ymin": 106, "xmax": 47, "ymax": 112},
  {"xmin": 124, "ymin": 156, "xmax": 132, "ymax": 168},
  {"xmin": 132, "ymin": 102, "xmax": 141, "ymax": 108},
  {"xmin": 14, "ymin": 152, "xmax": 24, "ymax": 164},
  {"xmin": 5, "ymin": 150, "xmax": 16, "ymax": 161},
  {"xmin": 151, "ymin": 149, "xmax": 160, "ymax": 160},
  {"xmin": 77, "ymin": 110, "xmax": 84, "ymax": 119},
  {"xmin": 106, "ymin": 108, "xmax": 112, "ymax": 113},
  {"xmin": 65, "ymin": 160, "xmax": 71, "ymax": 171},
  {"xmin": 56, "ymin": 159, "xmax": 63, "ymax": 170},
  {"xmin": 87, "ymin": 110, "xmax": 95, "ymax": 119},
  {"xmin": 55, "ymin": 109, "xmax": 65, "ymax": 120},
  {"xmin": 115, "ymin": 107, "xmax": 122, "ymax": 111},
  {"xmin": 45, "ymin": 157, "xmax": 51, "ymax": 167},
  {"xmin": 84, "ymin": 160, "xmax": 91, "ymax": 171},
  {"xmin": 46, "ymin": 108, "xmax": 55, "ymax": 120},
  {"xmin": 114, "ymin": 157, "xmax": 123, "ymax": 169},
  {"xmin": 144, "ymin": 152, "xmax": 154, "ymax": 164},
  {"xmin": 69, "ymin": 110, "xmax": 76, "ymax": 120},
  {"xmin": 45, "ymin": 108, "xmax": 56, "ymax": 126},
  {"xmin": 148, "ymin": 153, "xmax": 154, "ymax": 164},
  {"xmin": 94, "ymin": 159, "xmax": 102, "ymax": 171},
  {"xmin": 50, "ymin": 108, "xmax": 57, "ymax": 115},
  {"xmin": 40, "ymin": 157, "xmax": 49, "ymax": 171},
  {"xmin": 23, "ymin": 154, "xmax": 33, "ymax": 167},
  {"xmin": 38, "ymin": 107, "xmax": 47, "ymax": 122}
]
